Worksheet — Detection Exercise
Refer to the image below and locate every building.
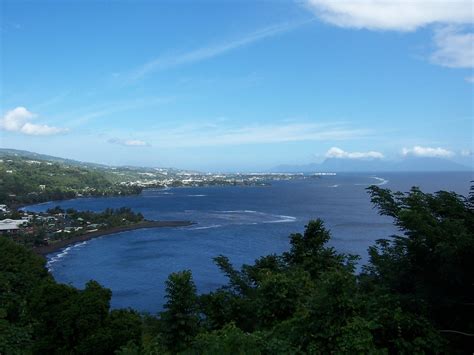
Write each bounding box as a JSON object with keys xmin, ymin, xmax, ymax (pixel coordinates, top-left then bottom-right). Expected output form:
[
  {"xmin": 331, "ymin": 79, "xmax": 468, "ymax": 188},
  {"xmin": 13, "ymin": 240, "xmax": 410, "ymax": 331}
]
[{"xmin": 0, "ymin": 219, "xmax": 28, "ymax": 234}]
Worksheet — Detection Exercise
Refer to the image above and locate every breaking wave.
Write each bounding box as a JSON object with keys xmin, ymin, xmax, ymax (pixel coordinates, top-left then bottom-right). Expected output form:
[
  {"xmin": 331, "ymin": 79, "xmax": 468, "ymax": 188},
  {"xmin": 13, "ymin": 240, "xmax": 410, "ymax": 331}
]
[
  {"xmin": 211, "ymin": 210, "xmax": 297, "ymax": 225},
  {"xmin": 189, "ymin": 224, "xmax": 223, "ymax": 230},
  {"xmin": 372, "ymin": 176, "xmax": 388, "ymax": 186},
  {"xmin": 46, "ymin": 241, "xmax": 88, "ymax": 271},
  {"xmin": 355, "ymin": 176, "xmax": 389, "ymax": 186}
]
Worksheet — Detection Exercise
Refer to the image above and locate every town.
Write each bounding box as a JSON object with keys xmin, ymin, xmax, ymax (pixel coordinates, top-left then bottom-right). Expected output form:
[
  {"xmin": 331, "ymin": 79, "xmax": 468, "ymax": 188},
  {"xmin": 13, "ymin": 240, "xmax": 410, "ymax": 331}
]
[
  {"xmin": 115, "ymin": 171, "xmax": 318, "ymax": 188},
  {"xmin": 0, "ymin": 204, "xmax": 145, "ymax": 249}
]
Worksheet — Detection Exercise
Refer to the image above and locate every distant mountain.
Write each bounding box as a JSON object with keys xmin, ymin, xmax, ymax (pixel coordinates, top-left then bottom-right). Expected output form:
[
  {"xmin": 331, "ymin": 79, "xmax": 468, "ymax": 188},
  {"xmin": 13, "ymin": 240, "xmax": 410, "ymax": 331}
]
[
  {"xmin": 272, "ymin": 157, "xmax": 470, "ymax": 173},
  {"xmin": 395, "ymin": 157, "xmax": 470, "ymax": 172},
  {"xmin": 319, "ymin": 158, "xmax": 392, "ymax": 172}
]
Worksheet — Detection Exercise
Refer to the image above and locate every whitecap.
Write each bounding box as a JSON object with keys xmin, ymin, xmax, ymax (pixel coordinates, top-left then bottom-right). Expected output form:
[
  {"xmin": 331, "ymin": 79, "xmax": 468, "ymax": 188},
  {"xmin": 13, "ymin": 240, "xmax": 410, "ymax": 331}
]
[
  {"xmin": 218, "ymin": 210, "xmax": 258, "ymax": 214},
  {"xmin": 46, "ymin": 241, "xmax": 89, "ymax": 271},
  {"xmin": 263, "ymin": 215, "xmax": 297, "ymax": 223},
  {"xmin": 212, "ymin": 210, "xmax": 297, "ymax": 225},
  {"xmin": 355, "ymin": 176, "xmax": 389, "ymax": 186},
  {"xmin": 190, "ymin": 224, "xmax": 223, "ymax": 230},
  {"xmin": 372, "ymin": 176, "xmax": 388, "ymax": 186}
]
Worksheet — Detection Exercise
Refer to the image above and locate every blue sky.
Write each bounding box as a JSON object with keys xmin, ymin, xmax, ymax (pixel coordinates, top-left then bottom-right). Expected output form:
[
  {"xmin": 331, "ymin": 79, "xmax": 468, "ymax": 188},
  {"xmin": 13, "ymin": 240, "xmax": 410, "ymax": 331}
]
[{"xmin": 1, "ymin": 0, "xmax": 473, "ymax": 171}]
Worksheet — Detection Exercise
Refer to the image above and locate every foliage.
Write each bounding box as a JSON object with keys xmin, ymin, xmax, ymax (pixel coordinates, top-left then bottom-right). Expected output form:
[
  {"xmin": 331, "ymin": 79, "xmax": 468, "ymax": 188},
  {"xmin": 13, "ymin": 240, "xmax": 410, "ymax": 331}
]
[
  {"xmin": 0, "ymin": 156, "xmax": 141, "ymax": 205},
  {"xmin": 160, "ymin": 271, "xmax": 200, "ymax": 353},
  {"xmin": 47, "ymin": 206, "xmax": 145, "ymax": 227},
  {"xmin": 0, "ymin": 238, "xmax": 141, "ymax": 354}
]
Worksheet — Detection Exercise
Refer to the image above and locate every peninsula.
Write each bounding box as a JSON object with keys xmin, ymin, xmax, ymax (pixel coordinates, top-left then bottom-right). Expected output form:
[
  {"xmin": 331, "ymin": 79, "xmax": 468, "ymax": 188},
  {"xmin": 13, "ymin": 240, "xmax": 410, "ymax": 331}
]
[
  {"xmin": 1, "ymin": 204, "xmax": 193, "ymax": 256},
  {"xmin": 32, "ymin": 220, "xmax": 194, "ymax": 255}
]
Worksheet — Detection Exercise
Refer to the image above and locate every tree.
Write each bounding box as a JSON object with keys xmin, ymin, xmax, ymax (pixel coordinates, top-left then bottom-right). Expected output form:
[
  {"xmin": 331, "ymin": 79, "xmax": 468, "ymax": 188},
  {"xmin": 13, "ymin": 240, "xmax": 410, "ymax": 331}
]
[
  {"xmin": 160, "ymin": 270, "xmax": 200, "ymax": 352},
  {"xmin": 0, "ymin": 237, "xmax": 49, "ymax": 353},
  {"xmin": 283, "ymin": 219, "xmax": 355, "ymax": 277},
  {"xmin": 364, "ymin": 185, "xmax": 474, "ymax": 352},
  {"xmin": 191, "ymin": 323, "xmax": 264, "ymax": 355}
]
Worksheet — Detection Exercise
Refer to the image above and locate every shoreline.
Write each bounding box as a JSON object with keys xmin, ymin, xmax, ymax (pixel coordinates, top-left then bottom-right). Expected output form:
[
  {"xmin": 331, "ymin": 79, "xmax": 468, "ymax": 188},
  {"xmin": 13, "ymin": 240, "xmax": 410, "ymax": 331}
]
[{"xmin": 32, "ymin": 220, "xmax": 194, "ymax": 256}]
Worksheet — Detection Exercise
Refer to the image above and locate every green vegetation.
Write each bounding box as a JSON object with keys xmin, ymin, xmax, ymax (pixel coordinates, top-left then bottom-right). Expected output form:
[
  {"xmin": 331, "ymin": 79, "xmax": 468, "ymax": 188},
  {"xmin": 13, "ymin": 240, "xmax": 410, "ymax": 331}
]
[
  {"xmin": 1, "ymin": 185, "xmax": 473, "ymax": 354},
  {"xmin": 0, "ymin": 156, "xmax": 141, "ymax": 205},
  {"xmin": 47, "ymin": 206, "xmax": 145, "ymax": 227},
  {"xmin": 0, "ymin": 238, "xmax": 142, "ymax": 354},
  {"xmin": 3, "ymin": 207, "xmax": 145, "ymax": 249}
]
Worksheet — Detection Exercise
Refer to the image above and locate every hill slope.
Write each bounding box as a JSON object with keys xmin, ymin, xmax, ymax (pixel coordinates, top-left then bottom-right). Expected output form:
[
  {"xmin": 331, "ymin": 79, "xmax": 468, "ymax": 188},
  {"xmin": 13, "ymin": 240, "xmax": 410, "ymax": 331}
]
[{"xmin": 0, "ymin": 151, "xmax": 142, "ymax": 205}]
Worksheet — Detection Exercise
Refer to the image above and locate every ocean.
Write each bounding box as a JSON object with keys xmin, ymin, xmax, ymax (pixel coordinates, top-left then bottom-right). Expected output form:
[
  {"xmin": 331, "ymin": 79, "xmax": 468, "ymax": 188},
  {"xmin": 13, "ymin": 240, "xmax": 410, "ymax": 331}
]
[{"xmin": 26, "ymin": 172, "xmax": 472, "ymax": 312}]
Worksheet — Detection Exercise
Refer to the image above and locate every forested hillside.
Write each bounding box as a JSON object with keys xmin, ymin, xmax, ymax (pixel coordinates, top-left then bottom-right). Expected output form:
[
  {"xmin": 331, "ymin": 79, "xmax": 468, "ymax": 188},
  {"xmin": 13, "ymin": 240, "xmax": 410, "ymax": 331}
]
[
  {"xmin": 1, "ymin": 185, "xmax": 473, "ymax": 354},
  {"xmin": 0, "ymin": 155, "xmax": 141, "ymax": 205}
]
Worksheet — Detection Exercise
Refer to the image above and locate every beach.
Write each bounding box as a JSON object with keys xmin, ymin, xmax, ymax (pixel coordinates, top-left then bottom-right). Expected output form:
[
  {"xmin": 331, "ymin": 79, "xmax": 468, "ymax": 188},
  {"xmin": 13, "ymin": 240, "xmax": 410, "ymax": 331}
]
[{"xmin": 32, "ymin": 220, "xmax": 194, "ymax": 256}]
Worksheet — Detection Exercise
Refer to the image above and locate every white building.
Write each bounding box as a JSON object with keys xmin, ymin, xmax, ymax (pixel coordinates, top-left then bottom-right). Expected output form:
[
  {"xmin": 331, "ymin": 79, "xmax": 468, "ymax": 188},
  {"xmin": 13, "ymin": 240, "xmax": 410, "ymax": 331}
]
[{"xmin": 0, "ymin": 219, "xmax": 28, "ymax": 234}]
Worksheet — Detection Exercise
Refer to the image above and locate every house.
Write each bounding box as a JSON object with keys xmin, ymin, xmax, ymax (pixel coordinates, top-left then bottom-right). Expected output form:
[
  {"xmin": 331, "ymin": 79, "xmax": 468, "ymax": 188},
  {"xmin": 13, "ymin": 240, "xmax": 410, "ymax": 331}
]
[{"xmin": 0, "ymin": 219, "xmax": 28, "ymax": 234}]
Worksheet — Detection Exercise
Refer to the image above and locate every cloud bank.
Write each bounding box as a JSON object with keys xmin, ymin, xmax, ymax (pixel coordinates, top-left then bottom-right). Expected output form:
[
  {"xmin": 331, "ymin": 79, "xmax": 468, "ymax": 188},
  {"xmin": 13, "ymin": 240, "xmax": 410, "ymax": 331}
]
[
  {"xmin": 325, "ymin": 146, "xmax": 384, "ymax": 159},
  {"xmin": 402, "ymin": 145, "xmax": 454, "ymax": 158},
  {"xmin": 0, "ymin": 107, "xmax": 68, "ymax": 136}
]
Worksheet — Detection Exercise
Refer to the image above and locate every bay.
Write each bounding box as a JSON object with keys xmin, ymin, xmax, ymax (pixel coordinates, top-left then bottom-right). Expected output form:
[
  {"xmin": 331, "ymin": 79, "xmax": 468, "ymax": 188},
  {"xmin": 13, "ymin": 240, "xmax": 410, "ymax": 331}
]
[{"xmin": 26, "ymin": 172, "xmax": 472, "ymax": 312}]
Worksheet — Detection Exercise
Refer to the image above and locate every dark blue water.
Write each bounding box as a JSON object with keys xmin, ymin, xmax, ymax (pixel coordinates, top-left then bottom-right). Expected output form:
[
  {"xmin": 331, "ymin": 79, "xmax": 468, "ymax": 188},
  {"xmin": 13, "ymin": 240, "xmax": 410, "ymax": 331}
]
[{"xmin": 26, "ymin": 172, "xmax": 472, "ymax": 312}]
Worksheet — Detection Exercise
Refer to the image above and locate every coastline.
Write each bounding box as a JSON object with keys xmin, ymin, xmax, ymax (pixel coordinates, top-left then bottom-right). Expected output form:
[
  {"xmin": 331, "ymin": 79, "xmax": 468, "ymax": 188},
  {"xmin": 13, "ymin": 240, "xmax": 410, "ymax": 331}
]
[{"xmin": 32, "ymin": 220, "xmax": 194, "ymax": 256}]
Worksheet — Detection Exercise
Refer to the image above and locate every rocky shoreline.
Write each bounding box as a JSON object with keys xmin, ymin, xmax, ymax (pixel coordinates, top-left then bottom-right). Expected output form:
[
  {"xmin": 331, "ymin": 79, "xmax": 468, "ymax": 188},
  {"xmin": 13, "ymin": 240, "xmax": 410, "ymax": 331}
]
[{"xmin": 32, "ymin": 220, "xmax": 194, "ymax": 256}]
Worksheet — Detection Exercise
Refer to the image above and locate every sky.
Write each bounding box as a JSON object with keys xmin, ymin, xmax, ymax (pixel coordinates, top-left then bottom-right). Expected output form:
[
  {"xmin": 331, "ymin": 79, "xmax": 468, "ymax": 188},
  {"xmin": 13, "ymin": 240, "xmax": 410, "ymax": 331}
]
[{"xmin": 1, "ymin": 0, "xmax": 473, "ymax": 172}]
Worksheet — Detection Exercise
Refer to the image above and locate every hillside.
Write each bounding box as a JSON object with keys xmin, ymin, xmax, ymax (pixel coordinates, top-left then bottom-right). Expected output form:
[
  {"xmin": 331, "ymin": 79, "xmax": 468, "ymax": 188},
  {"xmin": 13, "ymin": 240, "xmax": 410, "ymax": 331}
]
[
  {"xmin": 0, "ymin": 148, "xmax": 107, "ymax": 169},
  {"xmin": 0, "ymin": 153, "xmax": 142, "ymax": 205}
]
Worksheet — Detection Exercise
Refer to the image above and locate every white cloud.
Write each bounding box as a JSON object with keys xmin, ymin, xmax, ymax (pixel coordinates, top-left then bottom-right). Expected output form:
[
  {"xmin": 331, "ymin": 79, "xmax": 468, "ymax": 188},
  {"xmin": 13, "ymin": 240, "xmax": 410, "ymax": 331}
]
[
  {"xmin": 465, "ymin": 75, "xmax": 474, "ymax": 83},
  {"xmin": 460, "ymin": 149, "xmax": 472, "ymax": 156},
  {"xmin": 108, "ymin": 138, "xmax": 150, "ymax": 147},
  {"xmin": 20, "ymin": 123, "xmax": 67, "ymax": 136},
  {"xmin": 125, "ymin": 21, "xmax": 309, "ymax": 82},
  {"xmin": 1, "ymin": 107, "xmax": 35, "ymax": 131},
  {"xmin": 305, "ymin": 1, "xmax": 473, "ymax": 72},
  {"xmin": 0, "ymin": 107, "xmax": 68, "ymax": 136},
  {"xmin": 325, "ymin": 146, "xmax": 384, "ymax": 159},
  {"xmin": 305, "ymin": 0, "xmax": 473, "ymax": 31},
  {"xmin": 431, "ymin": 26, "xmax": 474, "ymax": 68},
  {"xmin": 402, "ymin": 145, "xmax": 455, "ymax": 158}
]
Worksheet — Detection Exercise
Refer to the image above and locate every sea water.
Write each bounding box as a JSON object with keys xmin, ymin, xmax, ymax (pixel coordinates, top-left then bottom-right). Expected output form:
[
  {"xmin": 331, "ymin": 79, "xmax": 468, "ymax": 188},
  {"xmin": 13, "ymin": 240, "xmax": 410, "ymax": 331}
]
[{"xmin": 25, "ymin": 172, "xmax": 472, "ymax": 312}]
